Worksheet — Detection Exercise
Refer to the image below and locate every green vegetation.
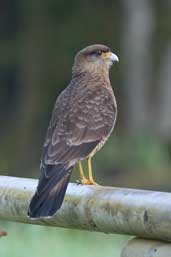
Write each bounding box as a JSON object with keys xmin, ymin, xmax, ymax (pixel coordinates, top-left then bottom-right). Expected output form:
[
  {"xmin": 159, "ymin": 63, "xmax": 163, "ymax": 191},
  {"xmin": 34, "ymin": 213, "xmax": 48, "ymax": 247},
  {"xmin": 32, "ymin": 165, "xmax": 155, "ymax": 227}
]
[
  {"xmin": 0, "ymin": 1, "xmax": 171, "ymax": 256},
  {"xmin": 0, "ymin": 1, "xmax": 171, "ymax": 181},
  {"xmin": 0, "ymin": 222, "xmax": 129, "ymax": 257}
]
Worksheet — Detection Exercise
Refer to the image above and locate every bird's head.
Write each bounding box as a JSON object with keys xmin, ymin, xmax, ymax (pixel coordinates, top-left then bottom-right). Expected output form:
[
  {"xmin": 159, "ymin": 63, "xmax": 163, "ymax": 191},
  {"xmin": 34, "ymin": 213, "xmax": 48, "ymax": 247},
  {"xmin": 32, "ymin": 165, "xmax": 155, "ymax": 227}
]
[{"xmin": 73, "ymin": 44, "xmax": 119, "ymax": 76}]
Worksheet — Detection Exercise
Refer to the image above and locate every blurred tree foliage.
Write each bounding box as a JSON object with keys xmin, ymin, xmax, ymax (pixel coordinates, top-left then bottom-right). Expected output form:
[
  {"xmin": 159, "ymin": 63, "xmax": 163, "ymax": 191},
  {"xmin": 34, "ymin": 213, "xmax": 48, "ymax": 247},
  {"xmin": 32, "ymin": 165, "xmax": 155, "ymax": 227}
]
[{"xmin": 0, "ymin": 0, "xmax": 170, "ymax": 189}]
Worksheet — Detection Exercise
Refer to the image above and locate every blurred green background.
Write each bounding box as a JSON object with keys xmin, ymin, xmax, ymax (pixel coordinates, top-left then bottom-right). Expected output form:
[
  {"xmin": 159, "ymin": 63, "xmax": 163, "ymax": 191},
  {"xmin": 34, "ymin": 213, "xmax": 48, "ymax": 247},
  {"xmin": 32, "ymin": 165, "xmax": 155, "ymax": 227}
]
[{"xmin": 0, "ymin": 0, "xmax": 171, "ymax": 256}]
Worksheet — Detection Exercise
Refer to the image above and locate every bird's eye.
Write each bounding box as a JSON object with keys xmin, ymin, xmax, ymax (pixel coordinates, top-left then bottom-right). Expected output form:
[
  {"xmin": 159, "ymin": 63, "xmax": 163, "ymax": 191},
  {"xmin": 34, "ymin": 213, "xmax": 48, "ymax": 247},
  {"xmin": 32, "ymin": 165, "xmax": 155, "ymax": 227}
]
[
  {"xmin": 96, "ymin": 50, "xmax": 102, "ymax": 56},
  {"xmin": 89, "ymin": 50, "xmax": 102, "ymax": 57}
]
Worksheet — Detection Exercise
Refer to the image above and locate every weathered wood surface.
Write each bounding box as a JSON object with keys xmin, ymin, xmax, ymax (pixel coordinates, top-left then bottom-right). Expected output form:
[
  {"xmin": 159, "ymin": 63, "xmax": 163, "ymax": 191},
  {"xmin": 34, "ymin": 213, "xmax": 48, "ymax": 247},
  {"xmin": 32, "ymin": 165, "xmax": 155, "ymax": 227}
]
[
  {"xmin": 121, "ymin": 238, "xmax": 171, "ymax": 257},
  {"xmin": 0, "ymin": 176, "xmax": 171, "ymax": 241}
]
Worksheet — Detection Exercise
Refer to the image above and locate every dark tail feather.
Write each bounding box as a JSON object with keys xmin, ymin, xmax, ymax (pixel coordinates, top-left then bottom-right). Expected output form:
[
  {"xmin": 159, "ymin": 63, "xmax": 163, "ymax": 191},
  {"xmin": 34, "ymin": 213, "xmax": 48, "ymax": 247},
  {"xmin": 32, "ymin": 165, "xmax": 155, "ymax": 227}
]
[{"xmin": 28, "ymin": 164, "xmax": 72, "ymax": 218}]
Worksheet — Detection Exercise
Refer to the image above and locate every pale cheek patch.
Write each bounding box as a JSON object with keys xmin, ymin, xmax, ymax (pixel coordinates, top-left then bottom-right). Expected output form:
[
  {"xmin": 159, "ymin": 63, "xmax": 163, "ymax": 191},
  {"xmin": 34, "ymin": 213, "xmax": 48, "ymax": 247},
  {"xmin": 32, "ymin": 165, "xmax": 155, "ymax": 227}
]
[{"xmin": 106, "ymin": 60, "xmax": 113, "ymax": 68}]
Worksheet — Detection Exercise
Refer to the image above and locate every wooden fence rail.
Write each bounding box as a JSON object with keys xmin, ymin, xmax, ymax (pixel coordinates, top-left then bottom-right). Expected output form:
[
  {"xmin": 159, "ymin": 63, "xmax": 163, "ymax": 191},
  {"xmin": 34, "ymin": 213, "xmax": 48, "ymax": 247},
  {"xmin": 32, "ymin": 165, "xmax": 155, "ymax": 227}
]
[
  {"xmin": 1, "ymin": 175, "xmax": 171, "ymax": 256},
  {"xmin": 121, "ymin": 238, "xmax": 171, "ymax": 257}
]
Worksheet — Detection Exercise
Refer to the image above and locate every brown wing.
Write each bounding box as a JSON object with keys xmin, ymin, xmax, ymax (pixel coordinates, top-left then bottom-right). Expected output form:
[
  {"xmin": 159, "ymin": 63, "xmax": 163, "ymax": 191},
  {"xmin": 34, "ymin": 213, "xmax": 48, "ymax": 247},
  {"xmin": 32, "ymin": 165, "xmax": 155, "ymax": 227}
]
[{"xmin": 42, "ymin": 81, "xmax": 117, "ymax": 166}]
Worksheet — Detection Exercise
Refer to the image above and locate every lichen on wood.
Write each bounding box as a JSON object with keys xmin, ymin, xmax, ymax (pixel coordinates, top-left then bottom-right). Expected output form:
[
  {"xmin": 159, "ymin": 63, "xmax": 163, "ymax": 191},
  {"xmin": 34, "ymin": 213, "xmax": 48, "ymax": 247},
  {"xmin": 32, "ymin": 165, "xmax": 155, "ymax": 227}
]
[
  {"xmin": 1, "ymin": 176, "xmax": 171, "ymax": 241},
  {"xmin": 121, "ymin": 238, "xmax": 171, "ymax": 257}
]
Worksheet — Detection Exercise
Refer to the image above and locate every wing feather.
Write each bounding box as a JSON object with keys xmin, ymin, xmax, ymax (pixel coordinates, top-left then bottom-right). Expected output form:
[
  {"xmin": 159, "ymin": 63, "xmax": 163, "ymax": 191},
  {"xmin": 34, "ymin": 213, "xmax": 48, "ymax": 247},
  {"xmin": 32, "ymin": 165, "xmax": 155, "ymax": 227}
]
[{"xmin": 42, "ymin": 81, "xmax": 117, "ymax": 165}]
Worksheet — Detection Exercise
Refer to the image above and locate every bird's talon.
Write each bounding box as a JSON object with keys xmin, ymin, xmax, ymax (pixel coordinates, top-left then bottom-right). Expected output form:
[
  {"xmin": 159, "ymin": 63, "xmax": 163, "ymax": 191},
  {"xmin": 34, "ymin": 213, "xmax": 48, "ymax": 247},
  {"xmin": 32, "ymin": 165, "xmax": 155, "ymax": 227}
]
[
  {"xmin": 89, "ymin": 180, "xmax": 99, "ymax": 185},
  {"xmin": 81, "ymin": 179, "xmax": 99, "ymax": 185},
  {"xmin": 81, "ymin": 178, "xmax": 90, "ymax": 185}
]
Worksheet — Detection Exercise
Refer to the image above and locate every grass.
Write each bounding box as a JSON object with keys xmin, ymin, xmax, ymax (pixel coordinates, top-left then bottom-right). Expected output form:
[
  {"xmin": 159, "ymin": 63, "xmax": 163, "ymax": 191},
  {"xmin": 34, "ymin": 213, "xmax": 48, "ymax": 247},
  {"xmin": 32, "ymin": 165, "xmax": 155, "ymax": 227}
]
[{"xmin": 0, "ymin": 222, "xmax": 129, "ymax": 257}]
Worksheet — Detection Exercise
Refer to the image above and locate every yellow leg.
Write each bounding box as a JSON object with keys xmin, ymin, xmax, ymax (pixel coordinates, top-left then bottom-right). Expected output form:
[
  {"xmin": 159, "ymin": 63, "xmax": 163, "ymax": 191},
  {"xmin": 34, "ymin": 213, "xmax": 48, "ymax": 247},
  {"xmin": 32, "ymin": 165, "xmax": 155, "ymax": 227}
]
[
  {"xmin": 77, "ymin": 161, "xmax": 89, "ymax": 185},
  {"xmin": 87, "ymin": 158, "xmax": 98, "ymax": 185}
]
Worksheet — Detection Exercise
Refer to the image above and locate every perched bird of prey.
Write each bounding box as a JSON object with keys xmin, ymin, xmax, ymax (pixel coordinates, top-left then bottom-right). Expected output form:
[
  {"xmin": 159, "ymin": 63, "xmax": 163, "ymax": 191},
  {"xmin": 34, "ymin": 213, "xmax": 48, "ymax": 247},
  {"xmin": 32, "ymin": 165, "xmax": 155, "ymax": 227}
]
[{"xmin": 28, "ymin": 44, "xmax": 119, "ymax": 218}]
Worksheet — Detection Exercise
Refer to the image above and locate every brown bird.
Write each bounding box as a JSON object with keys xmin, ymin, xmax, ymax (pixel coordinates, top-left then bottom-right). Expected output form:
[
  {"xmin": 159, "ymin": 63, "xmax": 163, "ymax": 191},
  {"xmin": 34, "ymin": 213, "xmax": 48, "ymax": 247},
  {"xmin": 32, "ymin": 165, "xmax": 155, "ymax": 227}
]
[{"xmin": 28, "ymin": 44, "xmax": 119, "ymax": 218}]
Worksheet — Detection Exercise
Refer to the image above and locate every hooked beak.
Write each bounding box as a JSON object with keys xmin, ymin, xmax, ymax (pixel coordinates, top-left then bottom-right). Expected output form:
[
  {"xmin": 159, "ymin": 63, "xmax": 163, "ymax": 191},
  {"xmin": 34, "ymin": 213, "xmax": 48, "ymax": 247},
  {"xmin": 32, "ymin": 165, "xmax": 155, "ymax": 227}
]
[
  {"xmin": 101, "ymin": 51, "xmax": 119, "ymax": 63},
  {"xmin": 110, "ymin": 52, "xmax": 119, "ymax": 62}
]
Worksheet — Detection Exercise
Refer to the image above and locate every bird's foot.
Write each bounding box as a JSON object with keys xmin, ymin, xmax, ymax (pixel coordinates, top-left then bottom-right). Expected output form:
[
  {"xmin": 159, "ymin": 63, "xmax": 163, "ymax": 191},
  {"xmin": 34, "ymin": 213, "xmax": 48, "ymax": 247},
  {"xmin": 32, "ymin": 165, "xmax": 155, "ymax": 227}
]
[
  {"xmin": 81, "ymin": 178, "xmax": 99, "ymax": 185},
  {"xmin": 76, "ymin": 178, "xmax": 89, "ymax": 185},
  {"xmin": 81, "ymin": 178, "xmax": 90, "ymax": 185},
  {"xmin": 88, "ymin": 179, "xmax": 99, "ymax": 185}
]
